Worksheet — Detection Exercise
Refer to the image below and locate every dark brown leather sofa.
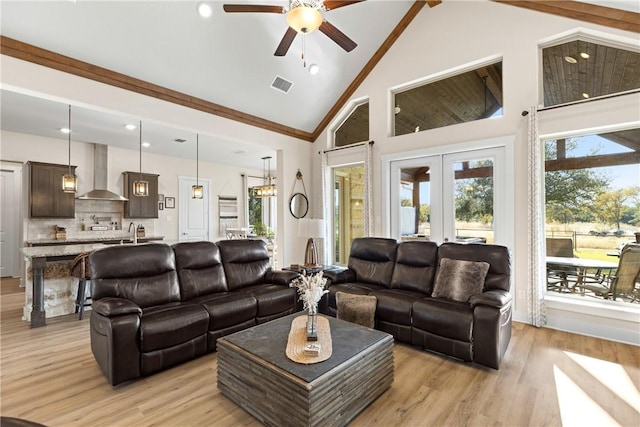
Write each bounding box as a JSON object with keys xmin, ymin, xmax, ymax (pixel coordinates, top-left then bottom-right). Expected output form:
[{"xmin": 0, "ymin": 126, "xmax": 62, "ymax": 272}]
[
  {"xmin": 88, "ymin": 240, "xmax": 299, "ymax": 386},
  {"xmin": 322, "ymin": 237, "xmax": 512, "ymax": 369}
]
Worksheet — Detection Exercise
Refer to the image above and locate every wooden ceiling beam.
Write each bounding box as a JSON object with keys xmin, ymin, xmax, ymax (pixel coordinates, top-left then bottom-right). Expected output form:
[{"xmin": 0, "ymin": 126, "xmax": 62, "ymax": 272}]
[
  {"xmin": 494, "ymin": 1, "xmax": 640, "ymax": 33},
  {"xmin": 545, "ymin": 152, "xmax": 640, "ymax": 171}
]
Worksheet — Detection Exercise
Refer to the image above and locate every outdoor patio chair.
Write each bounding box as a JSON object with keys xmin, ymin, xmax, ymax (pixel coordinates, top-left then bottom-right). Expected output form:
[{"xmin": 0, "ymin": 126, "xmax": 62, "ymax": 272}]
[
  {"xmin": 546, "ymin": 238, "xmax": 576, "ymax": 292},
  {"xmin": 580, "ymin": 243, "xmax": 640, "ymax": 302}
]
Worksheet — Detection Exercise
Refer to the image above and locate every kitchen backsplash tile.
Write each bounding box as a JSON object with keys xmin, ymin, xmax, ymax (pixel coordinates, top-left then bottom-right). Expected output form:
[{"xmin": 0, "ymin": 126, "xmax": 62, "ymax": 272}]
[{"xmin": 27, "ymin": 199, "xmax": 155, "ymax": 241}]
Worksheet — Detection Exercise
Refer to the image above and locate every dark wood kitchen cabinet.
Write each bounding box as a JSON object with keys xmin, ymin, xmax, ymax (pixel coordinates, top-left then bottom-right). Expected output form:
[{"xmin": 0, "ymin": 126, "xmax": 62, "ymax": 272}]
[
  {"xmin": 28, "ymin": 161, "xmax": 76, "ymax": 218},
  {"xmin": 122, "ymin": 171, "xmax": 159, "ymax": 218}
]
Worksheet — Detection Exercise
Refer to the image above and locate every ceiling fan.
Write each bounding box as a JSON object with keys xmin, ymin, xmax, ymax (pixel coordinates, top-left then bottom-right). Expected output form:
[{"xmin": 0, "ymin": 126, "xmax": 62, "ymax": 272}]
[{"xmin": 223, "ymin": 0, "xmax": 364, "ymax": 57}]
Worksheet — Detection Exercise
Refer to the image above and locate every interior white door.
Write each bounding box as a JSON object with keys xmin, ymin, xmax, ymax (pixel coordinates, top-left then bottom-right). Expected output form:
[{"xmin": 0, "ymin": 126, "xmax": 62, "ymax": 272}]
[
  {"xmin": 178, "ymin": 177, "xmax": 210, "ymax": 241},
  {"xmin": 1, "ymin": 168, "xmax": 18, "ymax": 277}
]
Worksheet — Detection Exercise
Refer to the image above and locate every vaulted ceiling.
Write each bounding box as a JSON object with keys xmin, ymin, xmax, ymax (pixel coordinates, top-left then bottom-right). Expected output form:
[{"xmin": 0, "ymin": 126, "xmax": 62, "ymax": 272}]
[{"xmin": 1, "ymin": 1, "xmax": 638, "ymax": 169}]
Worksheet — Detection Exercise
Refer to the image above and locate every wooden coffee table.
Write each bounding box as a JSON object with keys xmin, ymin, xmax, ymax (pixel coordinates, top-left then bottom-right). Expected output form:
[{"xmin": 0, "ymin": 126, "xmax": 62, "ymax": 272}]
[{"xmin": 217, "ymin": 313, "xmax": 394, "ymax": 427}]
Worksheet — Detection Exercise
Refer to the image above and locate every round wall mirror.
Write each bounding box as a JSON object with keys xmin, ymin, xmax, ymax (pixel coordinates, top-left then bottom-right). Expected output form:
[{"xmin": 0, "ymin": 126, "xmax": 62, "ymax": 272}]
[{"xmin": 289, "ymin": 193, "xmax": 309, "ymax": 218}]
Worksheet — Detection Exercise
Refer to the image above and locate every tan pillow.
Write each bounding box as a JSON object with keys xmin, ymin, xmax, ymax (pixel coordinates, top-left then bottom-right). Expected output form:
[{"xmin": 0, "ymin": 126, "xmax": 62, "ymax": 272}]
[
  {"xmin": 431, "ymin": 258, "xmax": 490, "ymax": 303},
  {"xmin": 336, "ymin": 292, "xmax": 377, "ymax": 329}
]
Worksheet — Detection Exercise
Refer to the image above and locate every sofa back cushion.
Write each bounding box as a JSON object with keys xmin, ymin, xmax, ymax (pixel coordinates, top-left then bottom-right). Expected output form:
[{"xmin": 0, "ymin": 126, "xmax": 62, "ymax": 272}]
[
  {"xmin": 390, "ymin": 241, "xmax": 439, "ymax": 294},
  {"xmin": 437, "ymin": 242, "xmax": 511, "ymax": 292},
  {"xmin": 173, "ymin": 241, "xmax": 228, "ymax": 300},
  {"xmin": 217, "ymin": 239, "xmax": 270, "ymax": 291},
  {"xmin": 89, "ymin": 243, "xmax": 180, "ymax": 308},
  {"xmin": 348, "ymin": 237, "xmax": 398, "ymax": 287}
]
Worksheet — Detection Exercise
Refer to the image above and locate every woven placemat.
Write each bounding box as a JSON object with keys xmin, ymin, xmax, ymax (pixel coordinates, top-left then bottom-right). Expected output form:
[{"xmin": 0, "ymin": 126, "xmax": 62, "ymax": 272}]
[{"xmin": 285, "ymin": 315, "xmax": 332, "ymax": 364}]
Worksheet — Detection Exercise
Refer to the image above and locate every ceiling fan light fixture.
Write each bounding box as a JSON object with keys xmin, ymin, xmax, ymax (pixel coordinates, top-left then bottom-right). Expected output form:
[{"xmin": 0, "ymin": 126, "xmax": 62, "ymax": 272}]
[{"xmin": 286, "ymin": 5, "xmax": 322, "ymax": 33}]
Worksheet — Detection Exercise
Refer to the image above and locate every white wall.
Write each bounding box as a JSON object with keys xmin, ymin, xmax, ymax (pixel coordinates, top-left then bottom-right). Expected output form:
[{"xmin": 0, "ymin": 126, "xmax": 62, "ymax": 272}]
[{"xmin": 312, "ymin": 1, "xmax": 640, "ymax": 343}]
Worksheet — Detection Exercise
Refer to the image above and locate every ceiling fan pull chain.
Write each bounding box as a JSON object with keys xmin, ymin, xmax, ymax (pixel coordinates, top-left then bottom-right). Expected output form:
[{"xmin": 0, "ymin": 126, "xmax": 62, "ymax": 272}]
[{"xmin": 301, "ymin": 34, "xmax": 306, "ymax": 68}]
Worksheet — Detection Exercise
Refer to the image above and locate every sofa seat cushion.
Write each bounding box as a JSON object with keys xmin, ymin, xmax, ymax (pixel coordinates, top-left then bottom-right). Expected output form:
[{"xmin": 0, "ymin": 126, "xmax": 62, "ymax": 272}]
[
  {"xmin": 412, "ymin": 298, "xmax": 473, "ymax": 342},
  {"xmin": 140, "ymin": 303, "xmax": 209, "ymax": 353},
  {"xmin": 241, "ymin": 284, "xmax": 297, "ymax": 316},
  {"xmin": 194, "ymin": 292, "xmax": 257, "ymax": 330},
  {"xmin": 327, "ymin": 282, "xmax": 385, "ymax": 310},
  {"xmin": 369, "ymin": 289, "xmax": 425, "ymax": 325}
]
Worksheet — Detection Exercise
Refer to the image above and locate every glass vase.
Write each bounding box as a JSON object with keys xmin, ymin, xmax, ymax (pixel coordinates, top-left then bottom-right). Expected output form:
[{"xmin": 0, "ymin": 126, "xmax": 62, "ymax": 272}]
[{"xmin": 306, "ymin": 305, "xmax": 318, "ymax": 341}]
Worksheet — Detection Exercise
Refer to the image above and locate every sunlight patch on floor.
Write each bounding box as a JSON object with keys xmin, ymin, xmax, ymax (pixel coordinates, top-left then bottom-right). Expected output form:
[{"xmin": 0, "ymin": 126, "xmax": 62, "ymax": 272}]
[
  {"xmin": 564, "ymin": 351, "xmax": 640, "ymax": 413},
  {"xmin": 553, "ymin": 365, "xmax": 621, "ymax": 427}
]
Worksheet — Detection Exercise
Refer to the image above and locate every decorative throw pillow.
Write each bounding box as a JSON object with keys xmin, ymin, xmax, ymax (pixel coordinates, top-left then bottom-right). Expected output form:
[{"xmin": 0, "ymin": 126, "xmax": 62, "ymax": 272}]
[
  {"xmin": 336, "ymin": 292, "xmax": 377, "ymax": 329},
  {"xmin": 431, "ymin": 258, "xmax": 490, "ymax": 303}
]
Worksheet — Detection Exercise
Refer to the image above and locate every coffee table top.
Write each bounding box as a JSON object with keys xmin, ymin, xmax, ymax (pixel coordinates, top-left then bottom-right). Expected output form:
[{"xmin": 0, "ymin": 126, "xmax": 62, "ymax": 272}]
[{"xmin": 218, "ymin": 313, "xmax": 392, "ymax": 383}]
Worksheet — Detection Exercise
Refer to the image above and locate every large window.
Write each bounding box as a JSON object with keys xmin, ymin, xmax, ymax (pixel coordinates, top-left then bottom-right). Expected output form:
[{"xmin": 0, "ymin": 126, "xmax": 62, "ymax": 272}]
[
  {"xmin": 393, "ymin": 61, "xmax": 503, "ymax": 136},
  {"xmin": 333, "ymin": 165, "xmax": 364, "ymax": 264},
  {"xmin": 544, "ymin": 127, "xmax": 640, "ymax": 304}
]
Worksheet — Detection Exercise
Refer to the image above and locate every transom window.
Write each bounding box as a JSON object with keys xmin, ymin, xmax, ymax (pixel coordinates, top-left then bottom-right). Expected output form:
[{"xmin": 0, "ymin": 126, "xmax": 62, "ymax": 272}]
[
  {"xmin": 393, "ymin": 61, "xmax": 503, "ymax": 136},
  {"xmin": 333, "ymin": 101, "xmax": 369, "ymax": 147}
]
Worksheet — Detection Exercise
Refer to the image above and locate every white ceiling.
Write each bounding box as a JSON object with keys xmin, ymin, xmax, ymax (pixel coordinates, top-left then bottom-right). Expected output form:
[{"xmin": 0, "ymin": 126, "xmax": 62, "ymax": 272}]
[{"xmin": 0, "ymin": 0, "xmax": 415, "ymax": 168}]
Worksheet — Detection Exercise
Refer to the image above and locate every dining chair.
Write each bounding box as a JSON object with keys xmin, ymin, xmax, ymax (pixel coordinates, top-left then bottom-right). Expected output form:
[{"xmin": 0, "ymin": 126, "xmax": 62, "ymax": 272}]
[
  {"xmin": 546, "ymin": 238, "xmax": 576, "ymax": 291},
  {"xmin": 581, "ymin": 243, "xmax": 640, "ymax": 302}
]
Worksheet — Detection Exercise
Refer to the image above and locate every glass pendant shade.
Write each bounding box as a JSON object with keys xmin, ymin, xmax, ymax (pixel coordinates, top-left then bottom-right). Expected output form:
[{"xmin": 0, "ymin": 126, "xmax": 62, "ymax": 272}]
[
  {"xmin": 62, "ymin": 173, "xmax": 77, "ymax": 193},
  {"xmin": 192, "ymin": 185, "xmax": 203, "ymax": 199},
  {"xmin": 62, "ymin": 105, "xmax": 77, "ymax": 193},
  {"xmin": 133, "ymin": 180, "xmax": 149, "ymax": 197},
  {"xmin": 286, "ymin": 5, "xmax": 322, "ymax": 33},
  {"xmin": 134, "ymin": 120, "xmax": 149, "ymax": 197}
]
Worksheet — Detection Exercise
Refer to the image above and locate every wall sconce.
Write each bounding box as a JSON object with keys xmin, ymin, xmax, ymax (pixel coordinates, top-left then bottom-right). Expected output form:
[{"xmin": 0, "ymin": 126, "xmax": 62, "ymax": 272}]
[
  {"xmin": 133, "ymin": 120, "xmax": 149, "ymax": 197},
  {"xmin": 192, "ymin": 133, "xmax": 203, "ymax": 199},
  {"xmin": 62, "ymin": 105, "xmax": 77, "ymax": 193},
  {"xmin": 298, "ymin": 218, "xmax": 326, "ymax": 267}
]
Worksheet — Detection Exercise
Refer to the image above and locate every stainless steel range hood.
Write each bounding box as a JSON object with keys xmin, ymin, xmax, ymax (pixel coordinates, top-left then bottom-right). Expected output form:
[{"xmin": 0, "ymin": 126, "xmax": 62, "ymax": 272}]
[{"xmin": 77, "ymin": 144, "xmax": 128, "ymax": 201}]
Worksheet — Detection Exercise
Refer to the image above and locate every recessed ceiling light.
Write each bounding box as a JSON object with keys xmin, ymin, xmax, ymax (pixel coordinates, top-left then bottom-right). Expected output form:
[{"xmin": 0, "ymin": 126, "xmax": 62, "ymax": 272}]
[
  {"xmin": 60, "ymin": 127, "xmax": 71, "ymax": 134},
  {"xmin": 582, "ymin": 92, "xmax": 590, "ymax": 98},
  {"xmin": 308, "ymin": 64, "xmax": 319, "ymax": 75},
  {"xmin": 580, "ymin": 52, "xmax": 590, "ymax": 59},
  {"xmin": 197, "ymin": 2, "xmax": 213, "ymax": 18},
  {"xmin": 142, "ymin": 142, "xmax": 151, "ymax": 147},
  {"xmin": 125, "ymin": 124, "xmax": 137, "ymax": 131},
  {"xmin": 564, "ymin": 55, "xmax": 578, "ymax": 64}
]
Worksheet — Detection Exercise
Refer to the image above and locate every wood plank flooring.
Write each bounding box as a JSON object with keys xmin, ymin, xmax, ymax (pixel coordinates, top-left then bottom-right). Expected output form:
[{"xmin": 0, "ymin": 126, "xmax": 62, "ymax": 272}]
[{"xmin": 1, "ymin": 283, "xmax": 638, "ymax": 427}]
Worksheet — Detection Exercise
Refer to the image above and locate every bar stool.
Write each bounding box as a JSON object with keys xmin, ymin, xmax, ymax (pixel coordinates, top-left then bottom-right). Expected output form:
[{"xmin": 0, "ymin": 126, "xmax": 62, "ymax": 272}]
[{"xmin": 71, "ymin": 252, "xmax": 91, "ymax": 320}]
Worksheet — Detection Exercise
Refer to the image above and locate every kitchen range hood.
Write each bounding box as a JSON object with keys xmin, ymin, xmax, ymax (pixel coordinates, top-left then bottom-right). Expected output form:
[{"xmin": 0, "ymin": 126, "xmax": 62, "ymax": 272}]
[{"xmin": 77, "ymin": 144, "xmax": 128, "ymax": 201}]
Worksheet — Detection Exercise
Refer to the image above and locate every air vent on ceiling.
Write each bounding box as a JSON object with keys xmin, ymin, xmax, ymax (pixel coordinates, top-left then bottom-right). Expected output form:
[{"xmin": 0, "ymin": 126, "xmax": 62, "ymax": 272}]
[
  {"xmin": 174, "ymin": 138, "xmax": 187, "ymax": 143},
  {"xmin": 271, "ymin": 76, "xmax": 293, "ymax": 94}
]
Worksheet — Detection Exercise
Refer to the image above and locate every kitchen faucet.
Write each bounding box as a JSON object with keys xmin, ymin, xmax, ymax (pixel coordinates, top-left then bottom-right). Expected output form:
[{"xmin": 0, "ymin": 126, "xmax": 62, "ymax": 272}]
[{"xmin": 128, "ymin": 222, "xmax": 138, "ymax": 244}]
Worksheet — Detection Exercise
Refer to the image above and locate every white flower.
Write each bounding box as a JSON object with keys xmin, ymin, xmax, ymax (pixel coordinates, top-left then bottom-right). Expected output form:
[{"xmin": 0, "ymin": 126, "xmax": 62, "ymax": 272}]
[{"xmin": 290, "ymin": 271, "xmax": 328, "ymax": 313}]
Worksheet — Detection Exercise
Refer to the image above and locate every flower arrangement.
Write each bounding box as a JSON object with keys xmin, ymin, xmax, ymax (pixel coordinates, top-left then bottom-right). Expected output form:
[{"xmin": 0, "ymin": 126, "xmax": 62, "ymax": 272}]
[{"xmin": 290, "ymin": 271, "xmax": 328, "ymax": 315}]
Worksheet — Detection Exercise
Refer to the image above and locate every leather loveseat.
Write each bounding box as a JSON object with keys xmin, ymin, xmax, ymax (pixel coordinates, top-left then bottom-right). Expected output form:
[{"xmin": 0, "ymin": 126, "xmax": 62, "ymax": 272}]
[
  {"xmin": 88, "ymin": 240, "xmax": 299, "ymax": 386},
  {"xmin": 322, "ymin": 237, "xmax": 512, "ymax": 369}
]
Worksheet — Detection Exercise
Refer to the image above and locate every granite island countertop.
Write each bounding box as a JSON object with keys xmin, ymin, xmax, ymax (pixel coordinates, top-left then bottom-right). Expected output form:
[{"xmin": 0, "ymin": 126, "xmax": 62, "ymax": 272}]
[
  {"xmin": 25, "ymin": 235, "xmax": 165, "ymax": 246},
  {"xmin": 21, "ymin": 243, "xmax": 110, "ymax": 259}
]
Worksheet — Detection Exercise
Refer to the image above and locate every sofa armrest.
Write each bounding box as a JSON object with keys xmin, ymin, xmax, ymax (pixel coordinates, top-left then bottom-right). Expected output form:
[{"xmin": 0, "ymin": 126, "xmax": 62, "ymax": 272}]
[
  {"xmin": 322, "ymin": 268, "xmax": 355, "ymax": 285},
  {"xmin": 470, "ymin": 290, "xmax": 512, "ymax": 309},
  {"xmin": 92, "ymin": 297, "xmax": 142, "ymax": 317},
  {"xmin": 264, "ymin": 270, "xmax": 301, "ymax": 286}
]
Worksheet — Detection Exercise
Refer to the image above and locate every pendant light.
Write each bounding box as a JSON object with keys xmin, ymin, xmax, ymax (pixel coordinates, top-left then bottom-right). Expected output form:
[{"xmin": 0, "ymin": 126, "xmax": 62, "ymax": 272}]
[
  {"xmin": 61, "ymin": 105, "xmax": 77, "ymax": 193},
  {"xmin": 192, "ymin": 134, "xmax": 203, "ymax": 199},
  {"xmin": 132, "ymin": 120, "xmax": 149, "ymax": 197},
  {"xmin": 252, "ymin": 156, "xmax": 277, "ymax": 198}
]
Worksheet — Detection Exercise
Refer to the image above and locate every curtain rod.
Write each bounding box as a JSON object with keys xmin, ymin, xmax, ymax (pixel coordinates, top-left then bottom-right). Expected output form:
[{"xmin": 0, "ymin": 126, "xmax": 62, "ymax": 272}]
[
  {"xmin": 521, "ymin": 89, "xmax": 640, "ymax": 116},
  {"xmin": 320, "ymin": 140, "xmax": 374, "ymax": 155}
]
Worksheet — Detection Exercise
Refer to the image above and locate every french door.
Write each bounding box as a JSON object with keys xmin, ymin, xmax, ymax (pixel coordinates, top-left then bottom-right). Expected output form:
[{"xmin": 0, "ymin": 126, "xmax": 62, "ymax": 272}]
[{"xmin": 388, "ymin": 146, "xmax": 511, "ymax": 247}]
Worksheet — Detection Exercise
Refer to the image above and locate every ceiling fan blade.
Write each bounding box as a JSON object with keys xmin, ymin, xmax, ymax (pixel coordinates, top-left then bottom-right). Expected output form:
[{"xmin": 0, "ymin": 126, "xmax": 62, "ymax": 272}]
[
  {"xmin": 319, "ymin": 20, "xmax": 357, "ymax": 52},
  {"xmin": 274, "ymin": 27, "xmax": 298, "ymax": 56},
  {"xmin": 223, "ymin": 4, "xmax": 284, "ymax": 13},
  {"xmin": 323, "ymin": 1, "xmax": 366, "ymax": 11}
]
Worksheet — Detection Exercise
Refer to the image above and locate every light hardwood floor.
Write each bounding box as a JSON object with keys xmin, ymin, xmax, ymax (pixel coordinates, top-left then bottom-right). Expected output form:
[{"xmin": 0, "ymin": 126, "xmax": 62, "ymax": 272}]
[{"xmin": 1, "ymin": 280, "xmax": 638, "ymax": 427}]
